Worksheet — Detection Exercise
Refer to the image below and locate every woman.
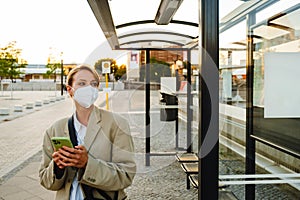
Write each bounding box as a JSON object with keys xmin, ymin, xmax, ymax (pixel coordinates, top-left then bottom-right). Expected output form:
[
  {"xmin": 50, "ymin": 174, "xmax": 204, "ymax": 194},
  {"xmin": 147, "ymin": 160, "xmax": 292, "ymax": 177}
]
[{"xmin": 39, "ymin": 65, "xmax": 136, "ymax": 200}]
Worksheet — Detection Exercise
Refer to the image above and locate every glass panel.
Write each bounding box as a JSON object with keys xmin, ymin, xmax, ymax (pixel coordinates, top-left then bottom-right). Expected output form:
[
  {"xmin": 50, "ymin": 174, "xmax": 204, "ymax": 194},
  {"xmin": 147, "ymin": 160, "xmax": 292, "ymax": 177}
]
[
  {"xmin": 219, "ymin": 20, "xmax": 247, "ymax": 107},
  {"xmin": 272, "ymin": 8, "xmax": 300, "ymax": 30},
  {"xmin": 118, "ymin": 28, "xmax": 194, "ymax": 49},
  {"xmin": 219, "ymin": 1, "xmax": 248, "ymax": 198},
  {"xmin": 219, "ymin": 1, "xmax": 300, "ymax": 199},
  {"xmin": 252, "ymin": 4, "xmax": 300, "ymax": 155},
  {"xmin": 173, "ymin": 0, "xmax": 198, "ymax": 23},
  {"xmin": 253, "ymin": 25, "xmax": 290, "ymax": 40},
  {"xmin": 219, "ymin": 0, "xmax": 244, "ymax": 19},
  {"xmin": 110, "ymin": 0, "xmax": 199, "ymax": 42},
  {"xmin": 109, "ymin": 0, "xmax": 161, "ymax": 25},
  {"xmin": 256, "ymin": 0, "xmax": 299, "ymax": 24}
]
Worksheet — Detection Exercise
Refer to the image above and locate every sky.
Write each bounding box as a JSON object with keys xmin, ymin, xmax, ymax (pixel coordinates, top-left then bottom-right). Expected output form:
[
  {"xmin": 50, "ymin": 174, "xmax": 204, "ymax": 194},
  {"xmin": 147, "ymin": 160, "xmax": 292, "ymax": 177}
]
[
  {"xmin": 0, "ymin": 0, "xmax": 106, "ymax": 64},
  {"xmin": 0, "ymin": 0, "xmax": 277, "ymax": 66},
  {"xmin": 0, "ymin": 0, "xmax": 231, "ymax": 65}
]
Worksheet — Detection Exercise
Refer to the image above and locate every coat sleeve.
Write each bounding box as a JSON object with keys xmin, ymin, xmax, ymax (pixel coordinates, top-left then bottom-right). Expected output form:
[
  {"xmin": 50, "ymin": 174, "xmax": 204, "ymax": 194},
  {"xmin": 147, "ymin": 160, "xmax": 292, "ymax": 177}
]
[
  {"xmin": 39, "ymin": 126, "xmax": 68, "ymax": 191},
  {"xmin": 78, "ymin": 118, "xmax": 136, "ymax": 191}
]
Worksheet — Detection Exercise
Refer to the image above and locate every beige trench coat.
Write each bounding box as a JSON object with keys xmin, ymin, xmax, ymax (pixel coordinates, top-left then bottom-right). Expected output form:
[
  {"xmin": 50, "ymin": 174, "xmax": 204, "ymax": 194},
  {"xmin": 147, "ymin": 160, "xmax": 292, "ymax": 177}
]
[{"xmin": 39, "ymin": 106, "xmax": 136, "ymax": 200}]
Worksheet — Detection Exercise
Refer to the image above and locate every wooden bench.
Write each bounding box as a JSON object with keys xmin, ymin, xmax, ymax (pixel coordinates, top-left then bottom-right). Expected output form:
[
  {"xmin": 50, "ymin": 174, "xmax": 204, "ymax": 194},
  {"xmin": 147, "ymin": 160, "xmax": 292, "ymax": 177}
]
[
  {"xmin": 181, "ymin": 163, "xmax": 230, "ymax": 190},
  {"xmin": 175, "ymin": 153, "xmax": 199, "ymax": 163},
  {"xmin": 176, "ymin": 153, "xmax": 198, "ymax": 190},
  {"xmin": 189, "ymin": 174, "xmax": 229, "ymax": 189},
  {"xmin": 181, "ymin": 163, "xmax": 198, "ymax": 189},
  {"xmin": 176, "ymin": 153, "xmax": 230, "ymax": 190}
]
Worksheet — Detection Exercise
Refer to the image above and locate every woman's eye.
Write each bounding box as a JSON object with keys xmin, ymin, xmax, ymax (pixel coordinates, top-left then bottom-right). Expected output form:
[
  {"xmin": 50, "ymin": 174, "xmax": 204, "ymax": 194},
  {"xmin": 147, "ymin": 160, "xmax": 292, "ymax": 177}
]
[
  {"xmin": 91, "ymin": 82, "xmax": 98, "ymax": 87},
  {"xmin": 78, "ymin": 82, "xmax": 85, "ymax": 86}
]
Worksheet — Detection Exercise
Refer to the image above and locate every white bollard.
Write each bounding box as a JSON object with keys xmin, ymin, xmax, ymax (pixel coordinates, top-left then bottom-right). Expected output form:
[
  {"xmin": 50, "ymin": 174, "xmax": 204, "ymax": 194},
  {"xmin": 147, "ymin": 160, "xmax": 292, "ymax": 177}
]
[
  {"xmin": 43, "ymin": 99, "xmax": 50, "ymax": 104},
  {"xmin": 26, "ymin": 102, "xmax": 34, "ymax": 109},
  {"xmin": 14, "ymin": 105, "xmax": 23, "ymax": 112},
  {"xmin": 35, "ymin": 100, "xmax": 42, "ymax": 107},
  {"xmin": 0, "ymin": 108, "xmax": 10, "ymax": 115},
  {"xmin": 49, "ymin": 98, "xmax": 56, "ymax": 103}
]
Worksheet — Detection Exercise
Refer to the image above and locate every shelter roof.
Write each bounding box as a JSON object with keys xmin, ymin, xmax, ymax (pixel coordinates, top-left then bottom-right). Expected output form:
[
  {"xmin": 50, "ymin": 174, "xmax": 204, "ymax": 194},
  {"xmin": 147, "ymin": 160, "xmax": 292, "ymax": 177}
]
[{"xmin": 87, "ymin": 0, "xmax": 275, "ymax": 51}]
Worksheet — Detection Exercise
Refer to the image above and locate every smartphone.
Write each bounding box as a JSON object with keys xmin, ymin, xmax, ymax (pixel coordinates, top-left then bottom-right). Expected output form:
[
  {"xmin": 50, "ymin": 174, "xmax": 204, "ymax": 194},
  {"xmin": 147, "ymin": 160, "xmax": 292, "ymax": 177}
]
[{"xmin": 51, "ymin": 137, "xmax": 73, "ymax": 151}]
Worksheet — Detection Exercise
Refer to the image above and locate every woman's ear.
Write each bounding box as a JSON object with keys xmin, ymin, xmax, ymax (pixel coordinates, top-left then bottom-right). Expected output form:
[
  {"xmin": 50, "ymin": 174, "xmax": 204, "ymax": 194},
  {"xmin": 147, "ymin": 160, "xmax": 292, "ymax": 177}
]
[{"xmin": 66, "ymin": 85, "xmax": 73, "ymax": 97}]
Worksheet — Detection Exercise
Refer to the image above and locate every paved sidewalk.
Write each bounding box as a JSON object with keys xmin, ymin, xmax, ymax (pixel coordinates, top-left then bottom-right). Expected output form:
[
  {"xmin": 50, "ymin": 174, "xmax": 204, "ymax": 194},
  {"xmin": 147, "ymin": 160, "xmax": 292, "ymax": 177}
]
[
  {"xmin": 0, "ymin": 91, "xmax": 72, "ymax": 200},
  {"xmin": 0, "ymin": 91, "xmax": 65, "ymax": 122},
  {"xmin": 0, "ymin": 95, "xmax": 73, "ymax": 178},
  {"xmin": 0, "ymin": 90, "xmax": 199, "ymax": 199},
  {"xmin": 0, "ymin": 90, "xmax": 299, "ymax": 199}
]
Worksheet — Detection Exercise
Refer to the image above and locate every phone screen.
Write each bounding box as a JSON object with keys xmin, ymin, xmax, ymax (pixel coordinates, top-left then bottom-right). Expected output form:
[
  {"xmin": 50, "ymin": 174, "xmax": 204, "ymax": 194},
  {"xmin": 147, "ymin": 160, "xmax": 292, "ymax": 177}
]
[{"xmin": 51, "ymin": 137, "xmax": 73, "ymax": 151}]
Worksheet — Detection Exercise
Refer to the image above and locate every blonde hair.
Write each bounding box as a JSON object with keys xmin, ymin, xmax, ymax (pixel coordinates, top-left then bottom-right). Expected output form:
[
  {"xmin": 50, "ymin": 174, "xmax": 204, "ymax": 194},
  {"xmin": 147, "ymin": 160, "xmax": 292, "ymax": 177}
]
[{"xmin": 67, "ymin": 65, "xmax": 100, "ymax": 87}]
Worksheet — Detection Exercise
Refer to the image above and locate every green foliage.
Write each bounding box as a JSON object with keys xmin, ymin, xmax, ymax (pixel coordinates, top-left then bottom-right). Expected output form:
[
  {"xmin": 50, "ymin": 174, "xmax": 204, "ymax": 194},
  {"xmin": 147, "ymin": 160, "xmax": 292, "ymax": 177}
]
[
  {"xmin": 46, "ymin": 62, "xmax": 61, "ymax": 81},
  {"xmin": 140, "ymin": 57, "xmax": 171, "ymax": 82},
  {"xmin": 114, "ymin": 64, "xmax": 127, "ymax": 80},
  {"xmin": 0, "ymin": 41, "xmax": 27, "ymax": 81}
]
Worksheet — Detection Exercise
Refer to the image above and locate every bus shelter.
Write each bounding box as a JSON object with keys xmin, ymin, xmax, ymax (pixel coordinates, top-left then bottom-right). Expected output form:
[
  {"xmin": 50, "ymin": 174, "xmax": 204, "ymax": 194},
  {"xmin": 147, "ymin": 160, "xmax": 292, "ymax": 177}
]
[{"xmin": 87, "ymin": 0, "xmax": 300, "ymax": 199}]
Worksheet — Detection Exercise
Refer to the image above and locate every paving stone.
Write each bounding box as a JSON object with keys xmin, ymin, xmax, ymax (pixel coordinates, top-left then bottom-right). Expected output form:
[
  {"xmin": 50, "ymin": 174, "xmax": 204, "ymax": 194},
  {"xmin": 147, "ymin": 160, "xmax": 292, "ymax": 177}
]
[{"xmin": 0, "ymin": 90, "xmax": 299, "ymax": 199}]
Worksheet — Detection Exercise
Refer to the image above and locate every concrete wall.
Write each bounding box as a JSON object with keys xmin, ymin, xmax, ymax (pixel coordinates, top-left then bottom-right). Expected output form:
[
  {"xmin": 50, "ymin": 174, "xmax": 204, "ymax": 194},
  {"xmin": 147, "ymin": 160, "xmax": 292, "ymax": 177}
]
[
  {"xmin": 2, "ymin": 82, "xmax": 126, "ymax": 91},
  {"xmin": 3, "ymin": 82, "xmax": 57, "ymax": 91}
]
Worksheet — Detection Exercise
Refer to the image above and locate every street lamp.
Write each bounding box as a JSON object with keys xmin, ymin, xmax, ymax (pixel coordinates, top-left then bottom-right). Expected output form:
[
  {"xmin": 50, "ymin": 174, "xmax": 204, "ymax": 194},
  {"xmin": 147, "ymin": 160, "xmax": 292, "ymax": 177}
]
[
  {"xmin": 60, "ymin": 52, "xmax": 64, "ymax": 96},
  {"xmin": 10, "ymin": 62, "xmax": 18, "ymax": 99}
]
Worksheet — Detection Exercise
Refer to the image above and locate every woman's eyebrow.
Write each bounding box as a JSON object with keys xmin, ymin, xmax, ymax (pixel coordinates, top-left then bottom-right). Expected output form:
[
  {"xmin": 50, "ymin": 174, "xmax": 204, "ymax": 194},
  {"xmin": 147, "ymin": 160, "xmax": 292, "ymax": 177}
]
[{"xmin": 77, "ymin": 79, "xmax": 97, "ymax": 82}]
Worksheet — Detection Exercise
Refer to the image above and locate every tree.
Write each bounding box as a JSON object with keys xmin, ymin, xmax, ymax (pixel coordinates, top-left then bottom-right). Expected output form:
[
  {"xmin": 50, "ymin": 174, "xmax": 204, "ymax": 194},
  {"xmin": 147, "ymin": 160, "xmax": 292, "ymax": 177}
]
[
  {"xmin": 0, "ymin": 41, "xmax": 27, "ymax": 81},
  {"xmin": 46, "ymin": 62, "xmax": 61, "ymax": 82},
  {"xmin": 115, "ymin": 64, "xmax": 127, "ymax": 80},
  {"xmin": 140, "ymin": 57, "xmax": 171, "ymax": 83}
]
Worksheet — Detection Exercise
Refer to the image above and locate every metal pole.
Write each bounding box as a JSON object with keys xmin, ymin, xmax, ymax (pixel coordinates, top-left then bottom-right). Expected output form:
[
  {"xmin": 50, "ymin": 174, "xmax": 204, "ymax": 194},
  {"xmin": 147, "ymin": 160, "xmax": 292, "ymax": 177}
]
[
  {"xmin": 10, "ymin": 80, "xmax": 13, "ymax": 99},
  {"xmin": 106, "ymin": 73, "xmax": 109, "ymax": 110},
  {"xmin": 186, "ymin": 50, "xmax": 192, "ymax": 153},
  {"xmin": 246, "ymin": 12, "xmax": 256, "ymax": 200},
  {"xmin": 54, "ymin": 71, "xmax": 57, "ymax": 97},
  {"xmin": 199, "ymin": 0, "xmax": 219, "ymax": 199},
  {"xmin": 60, "ymin": 58, "xmax": 64, "ymax": 96},
  {"xmin": 175, "ymin": 116, "xmax": 179, "ymax": 149},
  {"xmin": 0, "ymin": 80, "xmax": 3, "ymax": 96},
  {"xmin": 145, "ymin": 49, "xmax": 151, "ymax": 166}
]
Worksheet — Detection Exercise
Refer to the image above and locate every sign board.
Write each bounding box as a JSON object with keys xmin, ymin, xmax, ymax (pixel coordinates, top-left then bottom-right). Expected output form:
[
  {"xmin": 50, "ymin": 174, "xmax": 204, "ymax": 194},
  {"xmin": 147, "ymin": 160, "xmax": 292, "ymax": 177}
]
[
  {"xmin": 160, "ymin": 77, "xmax": 176, "ymax": 94},
  {"xmin": 264, "ymin": 52, "xmax": 300, "ymax": 118},
  {"xmin": 102, "ymin": 61, "xmax": 111, "ymax": 74},
  {"xmin": 253, "ymin": 52, "xmax": 300, "ymax": 155},
  {"xmin": 129, "ymin": 51, "xmax": 139, "ymax": 69}
]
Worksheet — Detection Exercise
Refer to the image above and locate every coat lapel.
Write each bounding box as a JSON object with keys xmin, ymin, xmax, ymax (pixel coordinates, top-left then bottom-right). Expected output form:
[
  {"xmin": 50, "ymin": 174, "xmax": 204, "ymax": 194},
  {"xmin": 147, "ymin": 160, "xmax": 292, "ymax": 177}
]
[
  {"xmin": 63, "ymin": 120, "xmax": 69, "ymax": 137},
  {"xmin": 84, "ymin": 107, "xmax": 102, "ymax": 152}
]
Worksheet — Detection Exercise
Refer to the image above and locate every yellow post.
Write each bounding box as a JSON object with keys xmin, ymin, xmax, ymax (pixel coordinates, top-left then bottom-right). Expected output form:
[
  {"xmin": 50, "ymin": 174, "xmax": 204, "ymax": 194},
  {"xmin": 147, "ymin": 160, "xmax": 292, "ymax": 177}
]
[{"xmin": 105, "ymin": 73, "xmax": 109, "ymax": 110}]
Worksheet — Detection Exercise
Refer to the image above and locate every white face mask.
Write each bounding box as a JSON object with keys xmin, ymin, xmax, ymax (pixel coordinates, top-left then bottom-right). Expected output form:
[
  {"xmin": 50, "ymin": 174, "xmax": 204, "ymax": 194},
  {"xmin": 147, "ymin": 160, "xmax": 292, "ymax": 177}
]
[{"xmin": 73, "ymin": 85, "xmax": 99, "ymax": 108}]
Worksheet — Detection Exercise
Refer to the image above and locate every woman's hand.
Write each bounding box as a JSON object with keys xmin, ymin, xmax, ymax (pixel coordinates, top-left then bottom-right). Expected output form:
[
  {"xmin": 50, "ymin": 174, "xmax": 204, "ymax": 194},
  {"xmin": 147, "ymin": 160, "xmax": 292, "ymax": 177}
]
[{"xmin": 52, "ymin": 145, "xmax": 88, "ymax": 169}]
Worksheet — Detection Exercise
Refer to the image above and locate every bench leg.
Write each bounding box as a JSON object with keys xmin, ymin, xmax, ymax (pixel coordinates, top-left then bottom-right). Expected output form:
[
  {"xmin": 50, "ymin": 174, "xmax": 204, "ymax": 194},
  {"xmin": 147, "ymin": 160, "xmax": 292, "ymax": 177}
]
[
  {"xmin": 186, "ymin": 174, "xmax": 190, "ymax": 189},
  {"xmin": 175, "ymin": 117, "xmax": 178, "ymax": 149}
]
